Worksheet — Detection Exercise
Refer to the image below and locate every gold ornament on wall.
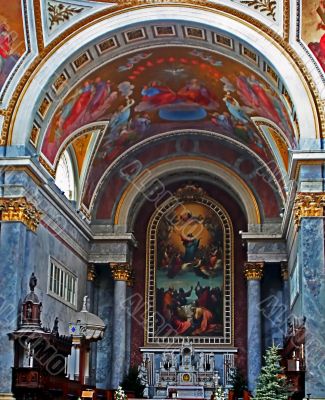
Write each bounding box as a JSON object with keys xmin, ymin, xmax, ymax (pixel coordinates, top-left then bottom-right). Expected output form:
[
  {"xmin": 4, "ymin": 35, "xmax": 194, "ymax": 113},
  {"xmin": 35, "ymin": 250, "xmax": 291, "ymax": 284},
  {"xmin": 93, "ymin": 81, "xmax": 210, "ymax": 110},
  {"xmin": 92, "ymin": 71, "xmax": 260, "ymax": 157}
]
[
  {"xmin": 293, "ymin": 192, "xmax": 325, "ymax": 227},
  {"xmin": 244, "ymin": 262, "xmax": 264, "ymax": 280},
  {"xmin": 110, "ymin": 262, "xmax": 133, "ymax": 281},
  {"xmin": 0, "ymin": 197, "xmax": 42, "ymax": 232},
  {"xmin": 87, "ymin": 264, "xmax": 97, "ymax": 281},
  {"xmin": 281, "ymin": 261, "xmax": 288, "ymax": 281}
]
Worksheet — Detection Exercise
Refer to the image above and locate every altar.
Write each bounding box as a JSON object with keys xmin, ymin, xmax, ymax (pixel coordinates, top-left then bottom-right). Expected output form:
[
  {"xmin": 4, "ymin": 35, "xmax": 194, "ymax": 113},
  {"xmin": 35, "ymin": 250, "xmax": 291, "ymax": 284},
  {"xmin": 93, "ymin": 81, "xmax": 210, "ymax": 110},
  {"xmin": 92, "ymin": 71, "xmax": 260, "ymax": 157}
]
[
  {"xmin": 139, "ymin": 340, "xmax": 234, "ymax": 398},
  {"xmin": 167, "ymin": 385, "xmax": 205, "ymax": 399}
]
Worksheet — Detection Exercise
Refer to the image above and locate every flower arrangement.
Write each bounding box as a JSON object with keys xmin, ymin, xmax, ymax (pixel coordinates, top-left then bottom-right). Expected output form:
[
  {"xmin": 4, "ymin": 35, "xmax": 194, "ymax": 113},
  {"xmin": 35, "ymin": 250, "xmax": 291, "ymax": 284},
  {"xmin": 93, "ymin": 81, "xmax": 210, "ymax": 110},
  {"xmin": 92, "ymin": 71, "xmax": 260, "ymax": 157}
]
[{"xmin": 114, "ymin": 386, "xmax": 128, "ymax": 400}]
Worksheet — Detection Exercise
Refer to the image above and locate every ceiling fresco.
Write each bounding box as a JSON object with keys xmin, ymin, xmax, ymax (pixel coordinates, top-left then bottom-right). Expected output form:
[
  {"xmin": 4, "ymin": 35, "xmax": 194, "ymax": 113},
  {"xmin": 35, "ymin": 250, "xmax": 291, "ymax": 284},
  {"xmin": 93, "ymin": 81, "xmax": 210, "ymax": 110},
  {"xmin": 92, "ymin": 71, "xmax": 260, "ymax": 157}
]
[
  {"xmin": 301, "ymin": 0, "xmax": 325, "ymax": 71},
  {"xmin": 0, "ymin": 0, "xmax": 26, "ymax": 92},
  {"xmin": 42, "ymin": 46, "xmax": 294, "ymax": 205},
  {"xmin": 92, "ymin": 133, "xmax": 283, "ymax": 221}
]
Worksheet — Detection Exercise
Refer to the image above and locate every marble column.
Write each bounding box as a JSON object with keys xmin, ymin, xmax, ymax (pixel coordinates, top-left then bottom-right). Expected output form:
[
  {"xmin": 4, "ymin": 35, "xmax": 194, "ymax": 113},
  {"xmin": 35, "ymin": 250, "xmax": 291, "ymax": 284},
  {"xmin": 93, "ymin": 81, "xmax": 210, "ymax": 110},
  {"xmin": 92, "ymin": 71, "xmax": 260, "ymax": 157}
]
[
  {"xmin": 299, "ymin": 218, "xmax": 325, "ymax": 398},
  {"xmin": 110, "ymin": 263, "xmax": 132, "ymax": 389},
  {"xmin": 244, "ymin": 262, "xmax": 264, "ymax": 394},
  {"xmin": 281, "ymin": 262, "xmax": 289, "ymax": 335},
  {"xmin": 87, "ymin": 264, "xmax": 97, "ymax": 386},
  {"xmin": 125, "ymin": 275, "xmax": 134, "ymax": 375},
  {"xmin": 294, "ymin": 192, "xmax": 325, "ymax": 398},
  {"xmin": 0, "ymin": 221, "xmax": 28, "ymax": 400}
]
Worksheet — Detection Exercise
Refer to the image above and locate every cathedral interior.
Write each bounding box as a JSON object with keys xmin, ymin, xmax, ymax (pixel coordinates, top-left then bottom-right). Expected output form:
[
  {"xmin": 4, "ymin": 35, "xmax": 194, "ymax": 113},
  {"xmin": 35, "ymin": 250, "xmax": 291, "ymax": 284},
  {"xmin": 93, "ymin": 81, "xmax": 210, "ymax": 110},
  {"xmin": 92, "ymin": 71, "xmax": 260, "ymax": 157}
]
[{"xmin": 0, "ymin": 0, "xmax": 324, "ymax": 399}]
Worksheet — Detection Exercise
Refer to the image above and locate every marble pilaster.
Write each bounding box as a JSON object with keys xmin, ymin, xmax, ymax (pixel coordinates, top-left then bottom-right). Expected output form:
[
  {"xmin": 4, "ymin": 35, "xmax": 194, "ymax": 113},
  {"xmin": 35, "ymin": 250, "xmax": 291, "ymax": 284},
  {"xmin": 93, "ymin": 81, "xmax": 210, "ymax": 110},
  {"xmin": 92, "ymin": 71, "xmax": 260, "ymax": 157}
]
[
  {"xmin": 125, "ymin": 284, "xmax": 133, "ymax": 375},
  {"xmin": 0, "ymin": 221, "xmax": 28, "ymax": 398},
  {"xmin": 110, "ymin": 263, "xmax": 132, "ymax": 389},
  {"xmin": 299, "ymin": 218, "xmax": 325, "ymax": 398},
  {"xmin": 87, "ymin": 264, "xmax": 97, "ymax": 386},
  {"xmin": 281, "ymin": 262, "xmax": 290, "ymax": 335},
  {"xmin": 244, "ymin": 262, "xmax": 264, "ymax": 393}
]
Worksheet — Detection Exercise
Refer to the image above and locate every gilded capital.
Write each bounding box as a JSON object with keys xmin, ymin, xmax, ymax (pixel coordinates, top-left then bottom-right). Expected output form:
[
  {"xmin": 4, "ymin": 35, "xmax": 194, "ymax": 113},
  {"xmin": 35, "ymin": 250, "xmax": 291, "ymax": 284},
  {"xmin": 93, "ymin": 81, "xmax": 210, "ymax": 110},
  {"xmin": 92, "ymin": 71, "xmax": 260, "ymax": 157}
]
[
  {"xmin": 244, "ymin": 262, "xmax": 264, "ymax": 280},
  {"xmin": 281, "ymin": 262, "xmax": 289, "ymax": 281},
  {"xmin": 127, "ymin": 269, "xmax": 135, "ymax": 287},
  {"xmin": 87, "ymin": 264, "xmax": 97, "ymax": 282},
  {"xmin": 110, "ymin": 263, "xmax": 132, "ymax": 281},
  {"xmin": 294, "ymin": 192, "xmax": 325, "ymax": 227},
  {"xmin": 0, "ymin": 197, "xmax": 42, "ymax": 232}
]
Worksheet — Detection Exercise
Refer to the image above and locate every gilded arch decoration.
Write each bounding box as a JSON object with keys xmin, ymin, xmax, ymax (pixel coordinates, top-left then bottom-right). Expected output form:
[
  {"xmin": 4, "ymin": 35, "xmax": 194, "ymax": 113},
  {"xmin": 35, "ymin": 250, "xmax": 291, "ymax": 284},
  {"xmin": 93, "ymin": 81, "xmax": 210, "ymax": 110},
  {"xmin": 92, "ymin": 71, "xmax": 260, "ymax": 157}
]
[{"xmin": 145, "ymin": 184, "xmax": 234, "ymax": 347}]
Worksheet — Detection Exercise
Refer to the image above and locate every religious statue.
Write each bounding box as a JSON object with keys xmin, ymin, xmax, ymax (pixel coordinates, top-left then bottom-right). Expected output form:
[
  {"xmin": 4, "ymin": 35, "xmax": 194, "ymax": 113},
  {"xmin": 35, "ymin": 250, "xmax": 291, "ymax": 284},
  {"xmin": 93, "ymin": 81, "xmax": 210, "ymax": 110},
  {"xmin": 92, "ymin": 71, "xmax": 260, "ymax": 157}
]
[
  {"xmin": 138, "ymin": 362, "xmax": 149, "ymax": 398},
  {"xmin": 29, "ymin": 273, "xmax": 37, "ymax": 292}
]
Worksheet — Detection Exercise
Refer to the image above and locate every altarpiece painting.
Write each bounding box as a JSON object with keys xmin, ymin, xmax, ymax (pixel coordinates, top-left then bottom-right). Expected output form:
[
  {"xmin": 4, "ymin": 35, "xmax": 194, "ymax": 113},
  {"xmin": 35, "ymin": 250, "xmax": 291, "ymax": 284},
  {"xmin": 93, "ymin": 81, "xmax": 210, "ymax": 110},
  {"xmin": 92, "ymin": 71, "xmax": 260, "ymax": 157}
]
[{"xmin": 145, "ymin": 185, "xmax": 233, "ymax": 347}]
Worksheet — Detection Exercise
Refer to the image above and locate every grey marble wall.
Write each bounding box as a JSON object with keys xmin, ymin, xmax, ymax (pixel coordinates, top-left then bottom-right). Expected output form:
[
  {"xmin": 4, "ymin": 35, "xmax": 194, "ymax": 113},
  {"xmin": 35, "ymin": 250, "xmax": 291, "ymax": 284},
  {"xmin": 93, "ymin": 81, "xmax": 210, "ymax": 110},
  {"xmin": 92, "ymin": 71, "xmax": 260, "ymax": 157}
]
[
  {"xmin": 26, "ymin": 224, "xmax": 88, "ymax": 335},
  {"xmin": 0, "ymin": 222, "xmax": 27, "ymax": 395},
  {"xmin": 96, "ymin": 266, "xmax": 114, "ymax": 389},
  {"xmin": 299, "ymin": 218, "xmax": 325, "ymax": 398},
  {"xmin": 0, "ymin": 170, "xmax": 89, "ymax": 395},
  {"xmin": 247, "ymin": 279, "xmax": 262, "ymax": 393},
  {"xmin": 260, "ymin": 264, "xmax": 285, "ymax": 350}
]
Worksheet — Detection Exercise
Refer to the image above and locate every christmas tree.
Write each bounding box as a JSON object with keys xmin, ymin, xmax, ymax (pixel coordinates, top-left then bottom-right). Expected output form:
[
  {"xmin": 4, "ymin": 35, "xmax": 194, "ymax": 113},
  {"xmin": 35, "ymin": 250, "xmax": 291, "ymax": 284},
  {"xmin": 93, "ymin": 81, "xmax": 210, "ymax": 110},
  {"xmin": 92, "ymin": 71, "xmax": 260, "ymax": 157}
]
[
  {"xmin": 114, "ymin": 386, "xmax": 127, "ymax": 400},
  {"xmin": 255, "ymin": 345, "xmax": 289, "ymax": 400}
]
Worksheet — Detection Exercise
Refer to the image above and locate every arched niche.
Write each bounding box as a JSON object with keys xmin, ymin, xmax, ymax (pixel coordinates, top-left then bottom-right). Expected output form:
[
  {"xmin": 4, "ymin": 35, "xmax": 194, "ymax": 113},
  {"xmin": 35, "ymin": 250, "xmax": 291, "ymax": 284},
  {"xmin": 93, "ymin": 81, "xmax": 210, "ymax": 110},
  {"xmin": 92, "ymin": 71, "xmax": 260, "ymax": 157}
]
[{"xmin": 145, "ymin": 184, "xmax": 234, "ymax": 348}]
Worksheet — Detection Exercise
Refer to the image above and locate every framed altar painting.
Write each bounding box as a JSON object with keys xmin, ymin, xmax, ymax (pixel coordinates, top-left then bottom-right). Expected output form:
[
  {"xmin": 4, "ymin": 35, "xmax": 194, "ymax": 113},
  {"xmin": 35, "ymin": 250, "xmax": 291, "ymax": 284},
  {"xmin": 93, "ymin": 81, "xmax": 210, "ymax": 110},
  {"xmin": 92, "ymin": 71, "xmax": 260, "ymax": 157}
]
[{"xmin": 145, "ymin": 184, "xmax": 234, "ymax": 346}]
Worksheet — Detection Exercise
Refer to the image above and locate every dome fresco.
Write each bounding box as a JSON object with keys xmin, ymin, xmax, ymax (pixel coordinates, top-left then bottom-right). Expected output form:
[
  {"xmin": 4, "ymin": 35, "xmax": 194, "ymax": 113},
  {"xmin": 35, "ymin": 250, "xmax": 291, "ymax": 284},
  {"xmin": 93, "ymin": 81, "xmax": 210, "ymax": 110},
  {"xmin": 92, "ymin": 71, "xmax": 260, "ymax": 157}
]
[{"xmin": 42, "ymin": 46, "xmax": 294, "ymax": 203}]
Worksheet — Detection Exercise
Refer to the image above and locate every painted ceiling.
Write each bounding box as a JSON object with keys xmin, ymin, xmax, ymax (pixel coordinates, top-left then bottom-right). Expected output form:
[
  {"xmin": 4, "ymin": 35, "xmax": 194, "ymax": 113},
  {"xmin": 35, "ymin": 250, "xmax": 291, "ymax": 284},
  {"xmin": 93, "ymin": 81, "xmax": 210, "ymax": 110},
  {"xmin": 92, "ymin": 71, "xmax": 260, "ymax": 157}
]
[
  {"xmin": 0, "ymin": 0, "xmax": 324, "ymax": 221},
  {"xmin": 43, "ymin": 46, "xmax": 293, "ymax": 161}
]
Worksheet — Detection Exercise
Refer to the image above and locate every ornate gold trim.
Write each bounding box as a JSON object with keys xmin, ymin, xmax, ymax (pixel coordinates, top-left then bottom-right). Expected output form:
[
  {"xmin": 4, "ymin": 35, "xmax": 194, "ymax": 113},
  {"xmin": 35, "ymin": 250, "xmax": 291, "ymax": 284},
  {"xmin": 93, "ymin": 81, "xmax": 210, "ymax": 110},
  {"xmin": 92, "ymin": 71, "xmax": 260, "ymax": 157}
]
[
  {"xmin": 1, "ymin": 1, "xmax": 324, "ymax": 147},
  {"xmin": 283, "ymin": 0, "xmax": 290, "ymax": 41},
  {"xmin": 127, "ymin": 269, "xmax": 135, "ymax": 287},
  {"xmin": 110, "ymin": 262, "xmax": 132, "ymax": 281},
  {"xmin": 281, "ymin": 261, "xmax": 288, "ymax": 281},
  {"xmin": 293, "ymin": 192, "xmax": 325, "ymax": 227},
  {"xmin": 87, "ymin": 264, "xmax": 97, "ymax": 281},
  {"xmin": 33, "ymin": 0, "xmax": 45, "ymax": 52},
  {"xmin": 244, "ymin": 261, "xmax": 264, "ymax": 280},
  {"xmin": 114, "ymin": 155, "xmax": 261, "ymax": 225},
  {"xmin": 39, "ymin": 156, "xmax": 56, "ymax": 177},
  {"xmin": 145, "ymin": 186, "xmax": 234, "ymax": 347},
  {"xmin": 0, "ymin": 197, "xmax": 42, "ymax": 232}
]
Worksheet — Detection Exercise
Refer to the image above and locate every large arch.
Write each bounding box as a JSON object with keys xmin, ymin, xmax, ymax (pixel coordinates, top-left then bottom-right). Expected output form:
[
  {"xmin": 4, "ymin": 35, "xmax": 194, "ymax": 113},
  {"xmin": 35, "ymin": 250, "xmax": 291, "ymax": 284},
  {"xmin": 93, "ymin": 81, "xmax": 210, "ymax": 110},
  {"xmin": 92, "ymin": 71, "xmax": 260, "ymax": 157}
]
[
  {"xmin": 114, "ymin": 157, "xmax": 262, "ymax": 228},
  {"xmin": 10, "ymin": 6, "xmax": 320, "ymax": 148}
]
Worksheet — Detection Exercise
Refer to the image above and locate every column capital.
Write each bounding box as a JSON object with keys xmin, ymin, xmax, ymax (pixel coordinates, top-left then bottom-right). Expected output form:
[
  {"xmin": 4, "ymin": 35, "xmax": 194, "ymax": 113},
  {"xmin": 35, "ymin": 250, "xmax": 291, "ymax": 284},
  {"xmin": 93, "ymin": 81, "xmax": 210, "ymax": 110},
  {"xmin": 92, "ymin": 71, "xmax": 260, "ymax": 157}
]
[
  {"xmin": 244, "ymin": 262, "xmax": 264, "ymax": 280},
  {"xmin": 0, "ymin": 197, "xmax": 42, "ymax": 232},
  {"xmin": 294, "ymin": 192, "xmax": 325, "ymax": 227},
  {"xmin": 281, "ymin": 262, "xmax": 289, "ymax": 281},
  {"xmin": 87, "ymin": 264, "xmax": 97, "ymax": 282},
  {"xmin": 127, "ymin": 269, "xmax": 135, "ymax": 287},
  {"xmin": 110, "ymin": 263, "xmax": 132, "ymax": 281}
]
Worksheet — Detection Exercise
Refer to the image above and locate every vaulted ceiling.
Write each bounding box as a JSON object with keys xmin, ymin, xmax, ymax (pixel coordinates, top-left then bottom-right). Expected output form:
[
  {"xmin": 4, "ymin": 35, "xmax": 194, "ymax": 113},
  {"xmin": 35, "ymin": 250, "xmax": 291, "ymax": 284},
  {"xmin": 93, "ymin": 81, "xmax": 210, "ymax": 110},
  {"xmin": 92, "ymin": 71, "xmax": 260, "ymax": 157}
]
[{"xmin": 0, "ymin": 0, "xmax": 324, "ymax": 227}]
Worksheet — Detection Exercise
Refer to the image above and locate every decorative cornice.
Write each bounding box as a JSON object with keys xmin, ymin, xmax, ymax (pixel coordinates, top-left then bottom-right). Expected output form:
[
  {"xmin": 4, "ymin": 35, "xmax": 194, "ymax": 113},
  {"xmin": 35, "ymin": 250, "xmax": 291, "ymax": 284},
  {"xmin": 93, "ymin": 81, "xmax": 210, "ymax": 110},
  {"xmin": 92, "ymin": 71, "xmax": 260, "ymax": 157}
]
[
  {"xmin": 0, "ymin": 197, "xmax": 42, "ymax": 232},
  {"xmin": 294, "ymin": 192, "xmax": 325, "ymax": 227},
  {"xmin": 1, "ymin": 1, "xmax": 324, "ymax": 147},
  {"xmin": 244, "ymin": 261, "xmax": 264, "ymax": 280},
  {"xmin": 39, "ymin": 156, "xmax": 56, "ymax": 177},
  {"xmin": 87, "ymin": 264, "xmax": 97, "ymax": 281},
  {"xmin": 281, "ymin": 261, "xmax": 288, "ymax": 281},
  {"xmin": 110, "ymin": 262, "xmax": 132, "ymax": 281}
]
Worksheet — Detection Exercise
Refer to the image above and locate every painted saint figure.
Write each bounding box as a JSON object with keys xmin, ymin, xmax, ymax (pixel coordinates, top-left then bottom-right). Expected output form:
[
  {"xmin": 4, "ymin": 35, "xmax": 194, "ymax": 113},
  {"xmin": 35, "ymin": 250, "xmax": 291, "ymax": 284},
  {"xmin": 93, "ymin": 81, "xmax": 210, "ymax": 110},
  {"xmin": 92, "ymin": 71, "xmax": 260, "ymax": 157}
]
[{"xmin": 180, "ymin": 232, "xmax": 200, "ymax": 262}]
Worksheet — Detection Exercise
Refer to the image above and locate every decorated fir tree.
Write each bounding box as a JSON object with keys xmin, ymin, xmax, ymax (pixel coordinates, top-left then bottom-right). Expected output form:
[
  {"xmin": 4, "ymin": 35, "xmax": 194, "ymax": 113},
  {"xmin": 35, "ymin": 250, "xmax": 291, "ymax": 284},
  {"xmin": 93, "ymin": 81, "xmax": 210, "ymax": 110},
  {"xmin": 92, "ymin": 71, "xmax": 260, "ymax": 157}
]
[
  {"xmin": 114, "ymin": 386, "xmax": 127, "ymax": 400},
  {"xmin": 255, "ymin": 345, "xmax": 289, "ymax": 400}
]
